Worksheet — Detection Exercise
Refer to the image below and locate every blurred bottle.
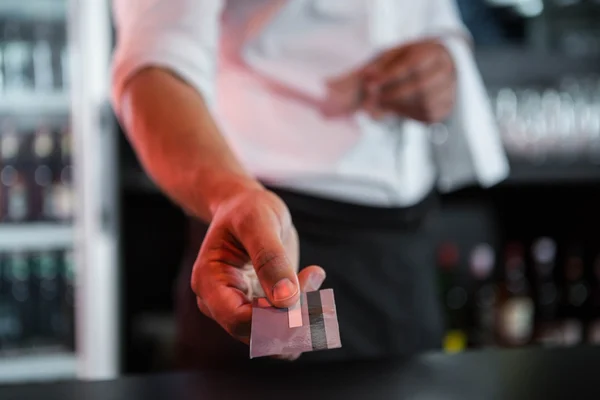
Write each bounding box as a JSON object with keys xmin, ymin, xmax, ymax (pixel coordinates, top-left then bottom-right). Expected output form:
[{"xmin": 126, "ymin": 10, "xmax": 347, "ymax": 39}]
[
  {"xmin": 1, "ymin": 166, "xmax": 29, "ymax": 222},
  {"xmin": 55, "ymin": 165, "xmax": 73, "ymax": 223},
  {"xmin": 521, "ymin": 88, "xmax": 549, "ymax": 163},
  {"xmin": 0, "ymin": 253, "xmax": 20, "ymax": 350},
  {"xmin": 61, "ymin": 249, "xmax": 75, "ymax": 350},
  {"xmin": 587, "ymin": 252, "xmax": 600, "ymax": 344},
  {"xmin": 437, "ymin": 242, "xmax": 469, "ymax": 352},
  {"xmin": 469, "ymin": 243, "xmax": 497, "ymax": 347},
  {"xmin": 31, "ymin": 125, "xmax": 56, "ymax": 221},
  {"xmin": 3, "ymin": 20, "xmax": 33, "ymax": 92},
  {"xmin": 495, "ymin": 242, "xmax": 535, "ymax": 347},
  {"xmin": 60, "ymin": 47, "xmax": 69, "ymax": 91},
  {"xmin": 0, "ymin": 253, "xmax": 10, "ymax": 350},
  {"xmin": 55, "ymin": 126, "xmax": 73, "ymax": 222},
  {"xmin": 0, "ymin": 21, "xmax": 5, "ymax": 93},
  {"xmin": 32, "ymin": 23, "xmax": 55, "ymax": 93},
  {"xmin": 494, "ymin": 88, "xmax": 520, "ymax": 154},
  {"xmin": 559, "ymin": 243, "xmax": 588, "ymax": 346},
  {"xmin": 33, "ymin": 251, "xmax": 61, "ymax": 346},
  {"xmin": 0, "ymin": 124, "xmax": 29, "ymax": 222},
  {"xmin": 6, "ymin": 173, "xmax": 29, "ymax": 222},
  {"xmin": 7, "ymin": 252, "xmax": 31, "ymax": 349},
  {"xmin": 58, "ymin": 19, "xmax": 69, "ymax": 92},
  {"xmin": 60, "ymin": 125, "xmax": 71, "ymax": 165},
  {"xmin": 531, "ymin": 237, "xmax": 561, "ymax": 346},
  {"xmin": 0, "ymin": 122, "xmax": 21, "ymax": 164}
]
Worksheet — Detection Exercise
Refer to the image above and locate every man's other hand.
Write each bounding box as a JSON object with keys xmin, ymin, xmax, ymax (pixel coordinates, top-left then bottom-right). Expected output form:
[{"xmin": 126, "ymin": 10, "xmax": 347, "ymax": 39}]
[{"xmin": 362, "ymin": 39, "xmax": 457, "ymax": 123}]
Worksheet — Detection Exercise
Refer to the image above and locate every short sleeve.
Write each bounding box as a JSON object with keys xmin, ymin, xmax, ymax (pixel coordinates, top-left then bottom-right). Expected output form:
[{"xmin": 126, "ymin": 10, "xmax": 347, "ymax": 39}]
[{"xmin": 111, "ymin": 0, "xmax": 224, "ymax": 116}]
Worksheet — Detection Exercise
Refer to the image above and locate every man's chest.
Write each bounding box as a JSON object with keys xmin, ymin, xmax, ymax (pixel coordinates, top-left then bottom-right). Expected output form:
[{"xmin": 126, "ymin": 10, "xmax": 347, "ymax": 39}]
[{"xmin": 221, "ymin": 0, "xmax": 430, "ymax": 77}]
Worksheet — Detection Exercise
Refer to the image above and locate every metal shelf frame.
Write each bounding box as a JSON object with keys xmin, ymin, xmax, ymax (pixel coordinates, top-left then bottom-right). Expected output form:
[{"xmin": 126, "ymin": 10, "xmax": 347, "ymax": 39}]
[{"xmin": 69, "ymin": 0, "xmax": 120, "ymax": 381}]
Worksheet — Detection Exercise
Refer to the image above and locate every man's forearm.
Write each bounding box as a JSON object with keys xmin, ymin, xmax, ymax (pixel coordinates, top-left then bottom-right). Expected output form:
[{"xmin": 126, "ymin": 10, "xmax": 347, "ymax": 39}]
[{"xmin": 119, "ymin": 67, "xmax": 262, "ymax": 222}]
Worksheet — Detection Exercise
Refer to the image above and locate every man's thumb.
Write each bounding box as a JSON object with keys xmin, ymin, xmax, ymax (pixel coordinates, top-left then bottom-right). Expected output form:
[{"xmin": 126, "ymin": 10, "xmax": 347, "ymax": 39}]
[{"xmin": 242, "ymin": 227, "xmax": 299, "ymax": 308}]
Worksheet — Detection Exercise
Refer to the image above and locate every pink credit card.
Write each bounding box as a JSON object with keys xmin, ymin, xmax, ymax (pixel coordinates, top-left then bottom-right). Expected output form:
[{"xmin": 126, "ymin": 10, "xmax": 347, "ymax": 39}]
[{"xmin": 250, "ymin": 289, "xmax": 342, "ymax": 359}]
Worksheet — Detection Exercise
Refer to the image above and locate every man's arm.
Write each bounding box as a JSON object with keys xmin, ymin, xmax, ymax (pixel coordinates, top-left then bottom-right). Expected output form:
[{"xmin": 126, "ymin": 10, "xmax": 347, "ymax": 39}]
[
  {"xmin": 112, "ymin": 0, "xmax": 260, "ymax": 222},
  {"xmin": 112, "ymin": 0, "xmax": 324, "ymax": 335},
  {"xmin": 119, "ymin": 69, "xmax": 261, "ymax": 222}
]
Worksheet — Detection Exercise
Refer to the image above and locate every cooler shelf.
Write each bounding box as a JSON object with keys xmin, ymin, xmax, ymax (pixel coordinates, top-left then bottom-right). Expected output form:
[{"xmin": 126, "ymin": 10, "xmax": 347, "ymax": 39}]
[
  {"xmin": 0, "ymin": 223, "xmax": 73, "ymax": 250},
  {"xmin": 0, "ymin": 0, "xmax": 66, "ymax": 20},
  {"xmin": 0, "ymin": 352, "xmax": 76, "ymax": 383},
  {"xmin": 0, "ymin": 93, "xmax": 70, "ymax": 117}
]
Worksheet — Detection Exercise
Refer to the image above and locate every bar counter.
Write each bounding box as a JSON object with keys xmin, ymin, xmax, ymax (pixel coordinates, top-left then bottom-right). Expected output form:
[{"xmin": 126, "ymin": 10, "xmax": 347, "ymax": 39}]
[{"xmin": 2, "ymin": 346, "xmax": 599, "ymax": 400}]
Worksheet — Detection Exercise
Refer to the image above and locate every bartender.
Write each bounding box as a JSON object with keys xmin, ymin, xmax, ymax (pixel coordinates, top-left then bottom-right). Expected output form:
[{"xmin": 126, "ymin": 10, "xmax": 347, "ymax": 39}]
[{"xmin": 111, "ymin": 0, "xmax": 509, "ymax": 368}]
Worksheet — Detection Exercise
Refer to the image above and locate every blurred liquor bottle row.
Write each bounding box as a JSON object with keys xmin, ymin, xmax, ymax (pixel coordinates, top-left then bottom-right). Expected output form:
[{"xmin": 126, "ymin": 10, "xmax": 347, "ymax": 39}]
[
  {"xmin": 439, "ymin": 238, "xmax": 600, "ymax": 352},
  {"xmin": 0, "ymin": 18, "xmax": 68, "ymax": 94},
  {"xmin": 0, "ymin": 122, "xmax": 73, "ymax": 223},
  {"xmin": 489, "ymin": 76, "xmax": 600, "ymax": 163},
  {"xmin": 0, "ymin": 249, "xmax": 75, "ymax": 353}
]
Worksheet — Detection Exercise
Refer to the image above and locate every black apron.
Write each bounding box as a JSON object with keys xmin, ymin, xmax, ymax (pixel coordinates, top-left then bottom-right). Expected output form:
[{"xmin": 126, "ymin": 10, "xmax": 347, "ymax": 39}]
[{"xmin": 174, "ymin": 186, "xmax": 443, "ymax": 370}]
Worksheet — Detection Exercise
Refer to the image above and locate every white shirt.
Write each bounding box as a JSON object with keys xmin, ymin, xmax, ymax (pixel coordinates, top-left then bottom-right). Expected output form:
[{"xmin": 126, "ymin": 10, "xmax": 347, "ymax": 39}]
[{"xmin": 111, "ymin": 0, "xmax": 510, "ymax": 207}]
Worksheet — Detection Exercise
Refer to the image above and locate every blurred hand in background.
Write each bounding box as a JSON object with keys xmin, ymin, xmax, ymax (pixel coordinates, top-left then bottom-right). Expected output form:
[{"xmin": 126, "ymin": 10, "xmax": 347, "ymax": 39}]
[{"xmin": 325, "ymin": 39, "xmax": 457, "ymax": 123}]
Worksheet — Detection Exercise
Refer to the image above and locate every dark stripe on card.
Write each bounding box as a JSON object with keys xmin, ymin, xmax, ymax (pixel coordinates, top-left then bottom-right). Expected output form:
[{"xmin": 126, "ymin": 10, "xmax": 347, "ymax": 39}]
[
  {"xmin": 300, "ymin": 292, "xmax": 309, "ymax": 326},
  {"xmin": 307, "ymin": 290, "xmax": 328, "ymax": 350},
  {"xmin": 320, "ymin": 289, "xmax": 342, "ymax": 349}
]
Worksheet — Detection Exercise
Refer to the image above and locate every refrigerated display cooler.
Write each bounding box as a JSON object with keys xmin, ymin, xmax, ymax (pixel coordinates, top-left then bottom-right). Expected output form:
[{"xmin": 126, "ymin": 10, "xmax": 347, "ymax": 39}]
[{"xmin": 0, "ymin": 0, "xmax": 119, "ymax": 383}]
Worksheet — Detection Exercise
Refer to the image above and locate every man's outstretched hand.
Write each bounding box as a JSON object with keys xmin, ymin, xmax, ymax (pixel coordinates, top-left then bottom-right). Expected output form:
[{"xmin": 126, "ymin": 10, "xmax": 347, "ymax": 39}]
[{"xmin": 191, "ymin": 188, "xmax": 326, "ymax": 347}]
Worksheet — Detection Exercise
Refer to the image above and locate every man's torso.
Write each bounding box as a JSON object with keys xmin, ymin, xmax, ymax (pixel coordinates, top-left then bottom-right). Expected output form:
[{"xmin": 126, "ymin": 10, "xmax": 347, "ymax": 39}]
[{"xmin": 213, "ymin": 0, "xmax": 439, "ymax": 207}]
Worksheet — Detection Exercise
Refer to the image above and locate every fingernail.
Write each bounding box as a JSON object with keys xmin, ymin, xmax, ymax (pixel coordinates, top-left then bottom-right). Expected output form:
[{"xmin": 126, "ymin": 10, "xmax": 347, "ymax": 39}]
[
  {"xmin": 307, "ymin": 272, "xmax": 326, "ymax": 292},
  {"xmin": 273, "ymin": 278, "xmax": 297, "ymax": 301}
]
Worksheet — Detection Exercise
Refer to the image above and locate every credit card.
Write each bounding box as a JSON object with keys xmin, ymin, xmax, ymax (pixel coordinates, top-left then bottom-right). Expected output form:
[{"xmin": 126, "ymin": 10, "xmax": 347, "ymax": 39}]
[{"xmin": 250, "ymin": 289, "xmax": 342, "ymax": 358}]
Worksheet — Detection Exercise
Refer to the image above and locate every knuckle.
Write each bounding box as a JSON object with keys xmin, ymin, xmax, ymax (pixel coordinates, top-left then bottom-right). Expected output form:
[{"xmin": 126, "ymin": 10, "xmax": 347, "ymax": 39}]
[
  {"xmin": 231, "ymin": 205, "xmax": 259, "ymax": 237},
  {"xmin": 190, "ymin": 260, "xmax": 219, "ymax": 297},
  {"xmin": 230, "ymin": 191, "xmax": 288, "ymax": 236},
  {"xmin": 253, "ymin": 247, "xmax": 286, "ymax": 274}
]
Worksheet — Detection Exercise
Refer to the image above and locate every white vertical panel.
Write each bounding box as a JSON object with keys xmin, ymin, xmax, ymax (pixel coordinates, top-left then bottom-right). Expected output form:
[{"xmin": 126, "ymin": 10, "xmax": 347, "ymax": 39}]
[{"xmin": 68, "ymin": 0, "xmax": 120, "ymax": 380}]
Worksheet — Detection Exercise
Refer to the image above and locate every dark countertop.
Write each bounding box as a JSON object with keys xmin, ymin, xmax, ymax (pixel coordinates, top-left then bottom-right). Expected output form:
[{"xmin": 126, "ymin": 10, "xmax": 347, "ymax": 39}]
[{"xmin": 3, "ymin": 346, "xmax": 600, "ymax": 400}]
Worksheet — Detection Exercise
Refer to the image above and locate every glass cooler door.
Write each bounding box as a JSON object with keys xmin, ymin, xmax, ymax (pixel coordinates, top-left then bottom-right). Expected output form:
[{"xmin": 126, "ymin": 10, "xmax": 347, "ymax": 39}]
[{"xmin": 0, "ymin": 0, "xmax": 120, "ymax": 383}]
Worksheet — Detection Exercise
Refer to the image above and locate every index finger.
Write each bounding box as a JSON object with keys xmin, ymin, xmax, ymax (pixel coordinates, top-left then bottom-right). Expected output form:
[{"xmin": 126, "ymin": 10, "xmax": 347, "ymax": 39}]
[
  {"xmin": 373, "ymin": 50, "xmax": 439, "ymax": 90},
  {"xmin": 203, "ymin": 284, "xmax": 253, "ymax": 343},
  {"xmin": 362, "ymin": 47, "xmax": 404, "ymax": 77}
]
